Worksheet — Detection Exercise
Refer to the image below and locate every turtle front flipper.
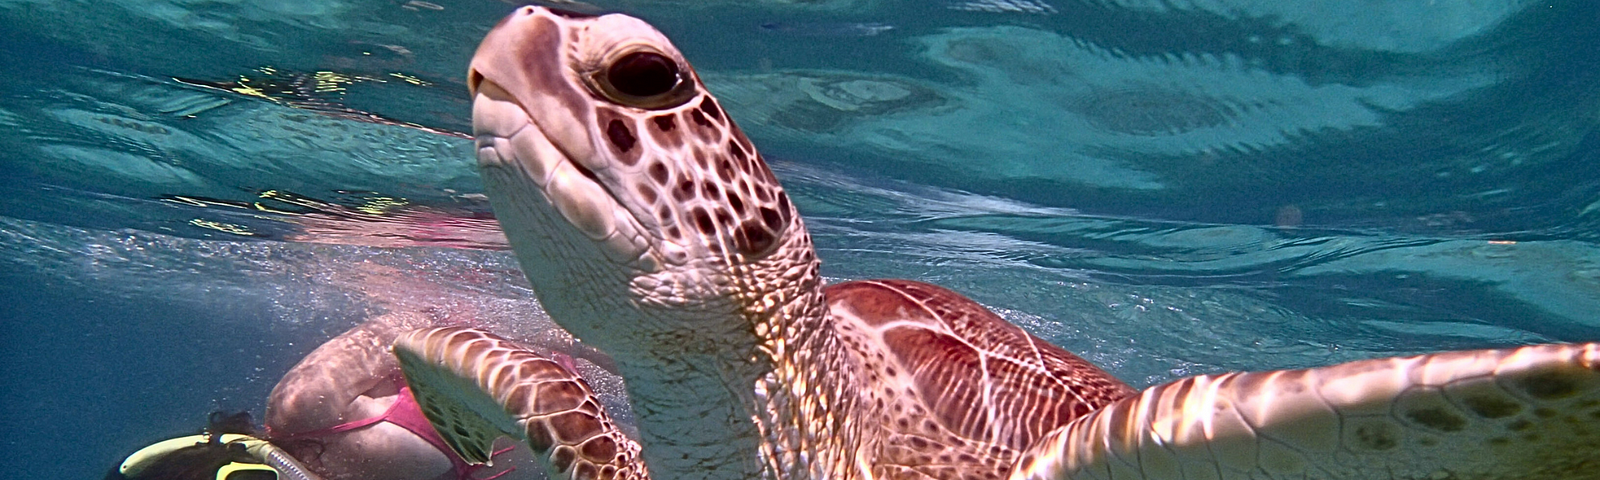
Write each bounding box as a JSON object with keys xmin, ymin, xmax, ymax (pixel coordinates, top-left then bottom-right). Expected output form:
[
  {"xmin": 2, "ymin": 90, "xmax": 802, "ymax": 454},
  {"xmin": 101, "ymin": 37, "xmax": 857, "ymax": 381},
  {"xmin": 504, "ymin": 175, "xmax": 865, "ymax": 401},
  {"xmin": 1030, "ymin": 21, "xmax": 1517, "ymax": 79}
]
[
  {"xmin": 394, "ymin": 327, "xmax": 650, "ymax": 480},
  {"xmin": 1011, "ymin": 342, "xmax": 1600, "ymax": 480}
]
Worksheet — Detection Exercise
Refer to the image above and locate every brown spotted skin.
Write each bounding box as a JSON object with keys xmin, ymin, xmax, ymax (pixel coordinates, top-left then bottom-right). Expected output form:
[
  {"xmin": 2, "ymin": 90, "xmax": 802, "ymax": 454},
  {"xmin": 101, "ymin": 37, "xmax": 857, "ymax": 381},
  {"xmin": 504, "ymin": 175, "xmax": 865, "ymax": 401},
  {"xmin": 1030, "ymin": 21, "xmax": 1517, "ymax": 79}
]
[
  {"xmin": 828, "ymin": 280, "xmax": 1136, "ymax": 480},
  {"xmin": 594, "ymin": 92, "xmax": 791, "ymax": 262},
  {"xmin": 395, "ymin": 327, "xmax": 649, "ymax": 480}
]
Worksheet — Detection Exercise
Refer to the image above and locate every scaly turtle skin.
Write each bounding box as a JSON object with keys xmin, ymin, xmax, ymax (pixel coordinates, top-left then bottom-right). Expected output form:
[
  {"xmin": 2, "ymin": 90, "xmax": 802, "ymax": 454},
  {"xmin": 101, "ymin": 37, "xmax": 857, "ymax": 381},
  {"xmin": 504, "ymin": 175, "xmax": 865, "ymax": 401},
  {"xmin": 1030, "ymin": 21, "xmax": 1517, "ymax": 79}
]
[{"xmin": 394, "ymin": 6, "xmax": 1600, "ymax": 480}]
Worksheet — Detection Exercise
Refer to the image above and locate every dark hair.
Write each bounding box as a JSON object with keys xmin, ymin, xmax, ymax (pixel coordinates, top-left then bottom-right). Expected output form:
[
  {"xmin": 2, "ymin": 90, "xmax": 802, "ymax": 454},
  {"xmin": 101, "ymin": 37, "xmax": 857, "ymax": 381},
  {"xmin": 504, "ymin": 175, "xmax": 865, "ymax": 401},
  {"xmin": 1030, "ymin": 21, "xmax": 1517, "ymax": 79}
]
[
  {"xmin": 205, "ymin": 411, "xmax": 257, "ymax": 436},
  {"xmin": 105, "ymin": 411, "xmax": 265, "ymax": 480}
]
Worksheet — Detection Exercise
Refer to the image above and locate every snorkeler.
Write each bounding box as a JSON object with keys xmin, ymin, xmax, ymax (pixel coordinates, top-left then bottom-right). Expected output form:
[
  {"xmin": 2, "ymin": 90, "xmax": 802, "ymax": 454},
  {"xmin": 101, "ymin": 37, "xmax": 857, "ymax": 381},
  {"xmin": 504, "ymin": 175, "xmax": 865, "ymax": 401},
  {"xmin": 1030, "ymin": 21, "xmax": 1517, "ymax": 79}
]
[
  {"xmin": 107, "ymin": 310, "xmax": 542, "ymax": 480},
  {"xmin": 106, "ymin": 251, "xmax": 628, "ymax": 480},
  {"xmin": 265, "ymin": 310, "xmax": 533, "ymax": 480}
]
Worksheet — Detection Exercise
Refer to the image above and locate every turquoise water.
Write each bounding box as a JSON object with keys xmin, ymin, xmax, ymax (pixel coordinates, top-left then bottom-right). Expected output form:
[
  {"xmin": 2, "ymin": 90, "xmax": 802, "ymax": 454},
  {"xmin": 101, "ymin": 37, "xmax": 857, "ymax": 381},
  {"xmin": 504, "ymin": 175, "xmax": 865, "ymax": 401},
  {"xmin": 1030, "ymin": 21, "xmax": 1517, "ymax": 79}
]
[{"xmin": 1, "ymin": 1, "xmax": 1597, "ymax": 478}]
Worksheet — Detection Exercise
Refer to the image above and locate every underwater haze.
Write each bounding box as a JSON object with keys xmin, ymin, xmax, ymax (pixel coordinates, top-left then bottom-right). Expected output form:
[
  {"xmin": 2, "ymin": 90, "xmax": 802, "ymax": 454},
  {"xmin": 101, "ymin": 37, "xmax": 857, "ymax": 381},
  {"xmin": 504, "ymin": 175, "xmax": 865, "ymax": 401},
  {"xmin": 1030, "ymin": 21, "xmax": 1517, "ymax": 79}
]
[{"xmin": 1, "ymin": 0, "xmax": 1598, "ymax": 478}]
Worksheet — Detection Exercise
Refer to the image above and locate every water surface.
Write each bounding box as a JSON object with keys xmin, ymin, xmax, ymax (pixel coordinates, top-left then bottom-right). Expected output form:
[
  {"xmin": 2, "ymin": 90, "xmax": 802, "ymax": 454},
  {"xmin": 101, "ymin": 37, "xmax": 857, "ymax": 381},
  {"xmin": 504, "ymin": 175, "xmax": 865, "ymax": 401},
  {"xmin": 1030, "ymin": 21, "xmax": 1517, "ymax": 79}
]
[{"xmin": 1, "ymin": 1, "xmax": 1597, "ymax": 478}]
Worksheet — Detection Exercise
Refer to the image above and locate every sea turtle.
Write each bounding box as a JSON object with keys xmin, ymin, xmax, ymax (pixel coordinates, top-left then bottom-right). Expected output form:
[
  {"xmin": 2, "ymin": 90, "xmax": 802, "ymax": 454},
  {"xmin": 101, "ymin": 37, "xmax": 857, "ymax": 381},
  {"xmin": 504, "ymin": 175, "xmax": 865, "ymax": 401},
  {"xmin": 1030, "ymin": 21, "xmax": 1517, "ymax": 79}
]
[{"xmin": 392, "ymin": 6, "xmax": 1600, "ymax": 480}]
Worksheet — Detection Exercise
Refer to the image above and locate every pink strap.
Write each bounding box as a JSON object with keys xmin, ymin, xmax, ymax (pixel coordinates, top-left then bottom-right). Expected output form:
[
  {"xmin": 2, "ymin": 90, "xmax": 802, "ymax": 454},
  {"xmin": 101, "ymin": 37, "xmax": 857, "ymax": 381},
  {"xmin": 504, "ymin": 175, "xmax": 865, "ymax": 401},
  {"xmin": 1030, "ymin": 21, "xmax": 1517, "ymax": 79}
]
[{"xmin": 275, "ymin": 382, "xmax": 516, "ymax": 480}]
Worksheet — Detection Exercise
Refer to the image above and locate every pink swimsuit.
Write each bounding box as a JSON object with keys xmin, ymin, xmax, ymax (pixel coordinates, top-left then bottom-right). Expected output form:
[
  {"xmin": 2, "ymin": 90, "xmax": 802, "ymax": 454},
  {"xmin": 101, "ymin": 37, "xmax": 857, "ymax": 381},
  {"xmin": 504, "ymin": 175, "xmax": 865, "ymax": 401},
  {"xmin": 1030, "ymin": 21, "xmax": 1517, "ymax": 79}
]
[{"xmin": 273, "ymin": 384, "xmax": 515, "ymax": 480}]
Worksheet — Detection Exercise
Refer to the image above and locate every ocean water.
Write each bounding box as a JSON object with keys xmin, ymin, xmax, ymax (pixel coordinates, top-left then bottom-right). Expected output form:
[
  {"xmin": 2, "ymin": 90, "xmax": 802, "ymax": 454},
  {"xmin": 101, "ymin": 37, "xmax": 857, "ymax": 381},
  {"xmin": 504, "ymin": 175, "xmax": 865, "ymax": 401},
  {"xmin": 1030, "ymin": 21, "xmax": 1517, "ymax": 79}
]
[{"xmin": 1, "ymin": 0, "xmax": 1597, "ymax": 478}]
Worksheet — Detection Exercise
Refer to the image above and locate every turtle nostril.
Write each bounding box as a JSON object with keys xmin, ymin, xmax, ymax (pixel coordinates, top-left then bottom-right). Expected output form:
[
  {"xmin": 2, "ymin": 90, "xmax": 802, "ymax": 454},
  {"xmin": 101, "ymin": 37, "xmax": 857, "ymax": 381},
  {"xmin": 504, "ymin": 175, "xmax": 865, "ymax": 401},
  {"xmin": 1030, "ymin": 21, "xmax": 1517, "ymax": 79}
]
[{"xmin": 468, "ymin": 70, "xmax": 484, "ymax": 94}]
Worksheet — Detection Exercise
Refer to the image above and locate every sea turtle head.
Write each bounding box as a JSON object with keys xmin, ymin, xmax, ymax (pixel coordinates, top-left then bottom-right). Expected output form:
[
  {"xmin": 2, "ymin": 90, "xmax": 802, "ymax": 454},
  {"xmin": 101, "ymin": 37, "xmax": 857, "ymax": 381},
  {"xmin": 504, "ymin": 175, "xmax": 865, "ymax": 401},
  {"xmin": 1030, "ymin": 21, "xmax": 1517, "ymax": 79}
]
[{"xmin": 469, "ymin": 6, "xmax": 813, "ymax": 354}]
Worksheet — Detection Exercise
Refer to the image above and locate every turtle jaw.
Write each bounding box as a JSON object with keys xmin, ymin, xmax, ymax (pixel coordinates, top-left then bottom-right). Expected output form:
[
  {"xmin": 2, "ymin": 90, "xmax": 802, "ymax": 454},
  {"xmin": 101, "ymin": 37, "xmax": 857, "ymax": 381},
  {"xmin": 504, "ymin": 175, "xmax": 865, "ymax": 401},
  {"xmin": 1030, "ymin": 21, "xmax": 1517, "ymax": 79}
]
[
  {"xmin": 466, "ymin": 8, "xmax": 659, "ymax": 272},
  {"xmin": 472, "ymin": 77, "xmax": 655, "ymax": 271}
]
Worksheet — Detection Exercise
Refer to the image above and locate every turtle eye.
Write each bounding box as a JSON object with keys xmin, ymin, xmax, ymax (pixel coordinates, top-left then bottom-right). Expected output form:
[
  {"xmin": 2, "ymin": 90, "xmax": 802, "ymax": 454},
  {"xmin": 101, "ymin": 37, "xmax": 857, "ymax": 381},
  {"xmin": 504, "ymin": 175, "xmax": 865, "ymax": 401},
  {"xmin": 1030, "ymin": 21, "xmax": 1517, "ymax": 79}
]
[
  {"xmin": 607, "ymin": 52, "xmax": 679, "ymax": 97},
  {"xmin": 591, "ymin": 50, "xmax": 695, "ymax": 109}
]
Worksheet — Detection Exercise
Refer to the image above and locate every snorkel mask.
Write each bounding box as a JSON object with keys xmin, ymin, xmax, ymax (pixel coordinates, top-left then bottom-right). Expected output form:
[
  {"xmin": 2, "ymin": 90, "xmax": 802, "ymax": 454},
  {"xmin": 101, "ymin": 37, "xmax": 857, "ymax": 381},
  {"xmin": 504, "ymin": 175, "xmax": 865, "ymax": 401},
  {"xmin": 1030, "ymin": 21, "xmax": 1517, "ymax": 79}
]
[{"xmin": 114, "ymin": 433, "xmax": 320, "ymax": 480}]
